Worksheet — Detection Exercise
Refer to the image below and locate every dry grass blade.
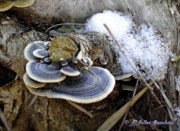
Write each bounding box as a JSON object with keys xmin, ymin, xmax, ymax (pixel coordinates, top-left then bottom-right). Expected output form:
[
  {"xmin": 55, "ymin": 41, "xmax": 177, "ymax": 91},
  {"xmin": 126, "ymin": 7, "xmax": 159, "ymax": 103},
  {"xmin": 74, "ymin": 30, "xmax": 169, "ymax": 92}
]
[
  {"xmin": 67, "ymin": 101, "xmax": 93, "ymax": 118},
  {"xmin": 97, "ymin": 87, "xmax": 148, "ymax": 131},
  {"xmin": 28, "ymin": 95, "xmax": 38, "ymax": 108},
  {"xmin": 0, "ymin": 109, "xmax": 12, "ymax": 131},
  {"xmin": 154, "ymin": 82, "xmax": 174, "ymax": 121},
  {"xmin": 119, "ymin": 78, "xmax": 139, "ymax": 130},
  {"xmin": 46, "ymin": 23, "xmax": 85, "ymax": 33}
]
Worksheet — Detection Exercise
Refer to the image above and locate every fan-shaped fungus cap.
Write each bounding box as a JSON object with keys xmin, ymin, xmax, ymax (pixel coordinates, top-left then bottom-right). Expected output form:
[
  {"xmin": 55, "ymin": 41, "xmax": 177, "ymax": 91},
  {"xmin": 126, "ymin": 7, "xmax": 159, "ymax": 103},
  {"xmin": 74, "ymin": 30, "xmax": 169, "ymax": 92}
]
[
  {"xmin": 43, "ymin": 57, "xmax": 52, "ymax": 63},
  {"xmin": 26, "ymin": 61, "xmax": 66, "ymax": 83},
  {"xmin": 24, "ymin": 41, "xmax": 48, "ymax": 61},
  {"xmin": 33, "ymin": 49, "xmax": 48, "ymax": 59},
  {"xmin": 81, "ymin": 57, "xmax": 93, "ymax": 66},
  {"xmin": 60, "ymin": 65, "xmax": 80, "ymax": 76},
  {"xmin": 0, "ymin": 1, "xmax": 14, "ymax": 12},
  {"xmin": 23, "ymin": 73, "xmax": 46, "ymax": 88},
  {"xmin": 14, "ymin": 0, "xmax": 34, "ymax": 7},
  {"xmin": 0, "ymin": 0, "xmax": 35, "ymax": 12},
  {"xmin": 25, "ymin": 66, "xmax": 115, "ymax": 104},
  {"xmin": 76, "ymin": 43, "xmax": 89, "ymax": 60}
]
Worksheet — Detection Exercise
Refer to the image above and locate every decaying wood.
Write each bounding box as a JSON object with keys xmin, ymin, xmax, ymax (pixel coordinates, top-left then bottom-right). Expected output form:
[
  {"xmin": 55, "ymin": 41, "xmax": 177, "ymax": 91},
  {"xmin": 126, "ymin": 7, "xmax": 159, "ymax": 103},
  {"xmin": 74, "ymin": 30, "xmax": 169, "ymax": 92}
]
[
  {"xmin": 0, "ymin": 49, "xmax": 12, "ymax": 68},
  {"xmin": 0, "ymin": 14, "xmax": 119, "ymax": 131},
  {"xmin": 0, "ymin": 0, "xmax": 179, "ymax": 130}
]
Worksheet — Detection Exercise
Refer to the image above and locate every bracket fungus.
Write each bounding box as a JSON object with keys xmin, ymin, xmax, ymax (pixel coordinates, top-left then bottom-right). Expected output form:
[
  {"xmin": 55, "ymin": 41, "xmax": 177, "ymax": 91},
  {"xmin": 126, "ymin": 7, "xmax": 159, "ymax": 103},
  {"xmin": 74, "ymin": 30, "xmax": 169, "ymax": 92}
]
[
  {"xmin": 24, "ymin": 41, "xmax": 49, "ymax": 61},
  {"xmin": 23, "ymin": 73, "xmax": 46, "ymax": 88},
  {"xmin": 60, "ymin": 66, "xmax": 80, "ymax": 77},
  {"xmin": 26, "ymin": 67, "xmax": 115, "ymax": 104},
  {"xmin": 23, "ymin": 35, "xmax": 116, "ymax": 104},
  {"xmin": 33, "ymin": 49, "xmax": 48, "ymax": 59},
  {"xmin": 26, "ymin": 61, "xmax": 66, "ymax": 83},
  {"xmin": 0, "ymin": 0, "xmax": 35, "ymax": 12}
]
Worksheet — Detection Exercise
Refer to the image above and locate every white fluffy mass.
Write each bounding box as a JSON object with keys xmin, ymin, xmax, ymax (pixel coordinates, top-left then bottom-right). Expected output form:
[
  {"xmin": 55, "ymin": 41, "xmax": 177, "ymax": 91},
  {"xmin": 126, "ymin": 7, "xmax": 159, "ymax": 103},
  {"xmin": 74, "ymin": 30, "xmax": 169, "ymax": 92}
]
[
  {"xmin": 176, "ymin": 75, "xmax": 180, "ymax": 92},
  {"xmin": 85, "ymin": 10, "xmax": 172, "ymax": 80},
  {"xmin": 175, "ymin": 107, "xmax": 180, "ymax": 117}
]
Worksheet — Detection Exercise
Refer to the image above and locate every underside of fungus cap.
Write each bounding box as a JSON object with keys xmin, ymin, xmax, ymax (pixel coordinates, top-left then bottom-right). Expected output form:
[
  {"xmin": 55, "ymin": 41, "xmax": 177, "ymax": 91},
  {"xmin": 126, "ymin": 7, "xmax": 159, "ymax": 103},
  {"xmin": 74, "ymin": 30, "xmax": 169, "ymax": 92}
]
[
  {"xmin": 0, "ymin": 1, "xmax": 14, "ymax": 12},
  {"xmin": 25, "ymin": 66, "xmax": 115, "ymax": 104},
  {"xmin": 114, "ymin": 73, "xmax": 132, "ymax": 81},
  {"xmin": 60, "ymin": 65, "xmax": 80, "ymax": 76},
  {"xmin": 26, "ymin": 61, "xmax": 66, "ymax": 83},
  {"xmin": 33, "ymin": 49, "xmax": 49, "ymax": 59},
  {"xmin": 23, "ymin": 73, "xmax": 46, "ymax": 88},
  {"xmin": 24, "ymin": 41, "xmax": 48, "ymax": 61},
  {"xmin": 14, "ymin": 0, "xmax": 35, "ymax": 7}
]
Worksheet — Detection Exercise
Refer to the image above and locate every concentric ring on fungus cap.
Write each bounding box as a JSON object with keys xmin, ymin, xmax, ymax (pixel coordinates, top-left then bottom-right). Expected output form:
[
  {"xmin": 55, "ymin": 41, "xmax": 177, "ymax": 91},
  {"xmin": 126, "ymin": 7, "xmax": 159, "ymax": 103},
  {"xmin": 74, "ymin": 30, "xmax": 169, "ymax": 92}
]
[
  {"xmin": 26, "ymin": 61, "xmax": 66, "ymax": 83},
  {"xmin": 60, "ymin": 65, "xmax": 80, "ymax": 76},
  {"xmin": 33, "ymin": 49, "xmax": 49, "ymax": 59},
  {"xmin": 0, "ymin": 1, "xmax": 14, "ymax": 12},
  {"xmin": 24, "ymin": 41, "xmax": 48, "ymax": 61},
  {"xmin": 14, "ymin": 0, "xmax": 35, "ymax": 8},
  {"xmin": 25, "ymin": 66, "xmax": 115, "ymax": 104},
  {"xmin": 23, "ymin": 73, "xmax": 46, "ymax": 88}
]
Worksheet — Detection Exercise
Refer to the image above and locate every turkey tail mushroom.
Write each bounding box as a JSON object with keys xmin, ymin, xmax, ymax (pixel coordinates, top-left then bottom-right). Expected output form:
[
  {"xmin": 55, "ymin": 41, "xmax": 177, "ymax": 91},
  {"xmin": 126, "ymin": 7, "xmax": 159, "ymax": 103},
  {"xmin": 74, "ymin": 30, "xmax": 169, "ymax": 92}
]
[
  {"xmin": 0, "ymin": 1, "xmax": 14, "ymax": 12},
  {"xmin": 60, "ymin": 65, "xmax": 80, "ymax": 76},
  {"xmin": 24, "ymin": 41, "xmax": 49, "ymax": 61},
  {"xmin": 26, "ymin": 67, "xmax": 115, "ymax": 104},
  {"xmin": 0, "ymin": 0, "xmax": 35, "ymax": 12},
  {"xmin": 14, "ymin": 0, "xmax": 35, "ymax": 8},
  {"xmin": 26, "ymin": 61, "xmax": 66, "ymax": 83}
]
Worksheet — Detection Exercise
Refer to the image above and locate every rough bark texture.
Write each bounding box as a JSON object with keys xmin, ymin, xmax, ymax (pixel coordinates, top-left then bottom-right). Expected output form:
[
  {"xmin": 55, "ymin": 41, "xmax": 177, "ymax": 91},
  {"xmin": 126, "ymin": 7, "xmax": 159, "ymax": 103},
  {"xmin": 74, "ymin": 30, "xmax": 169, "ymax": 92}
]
[{"xmin": 0, "ymin": 0, "xmax": 179, "ymax": 130}]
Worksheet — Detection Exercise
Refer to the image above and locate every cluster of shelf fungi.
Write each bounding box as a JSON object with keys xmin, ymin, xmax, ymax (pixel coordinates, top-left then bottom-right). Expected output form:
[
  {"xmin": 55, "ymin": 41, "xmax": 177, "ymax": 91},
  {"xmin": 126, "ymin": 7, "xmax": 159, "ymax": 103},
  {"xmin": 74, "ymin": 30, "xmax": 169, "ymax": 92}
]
[{"xmin": 23, "ymin": 32, "xmax": 132, "ymax": 104}]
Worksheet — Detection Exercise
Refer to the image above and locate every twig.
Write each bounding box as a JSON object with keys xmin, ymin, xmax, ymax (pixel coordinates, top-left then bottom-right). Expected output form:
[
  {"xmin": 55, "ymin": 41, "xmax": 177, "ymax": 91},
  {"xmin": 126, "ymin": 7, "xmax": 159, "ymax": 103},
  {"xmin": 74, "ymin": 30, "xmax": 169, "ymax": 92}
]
[
  {"xmin": 98, "ymin": 87, "xmax": 149, "ymax": 131},
  {"xmin": 45, "ymin": 23, "xmax": 85, "ymax": 33},
  {"xmin": 103, "ymin": 24, "xmax": 163, "ymax": 106},
  {"xmin": 0, "ymin": 109, "xmax": 12, "ymax": 131},
  {"xmin": 67, "ymin": 101, "xmax": 93, "ymax": 118},
  {"xmin": 119, "ymin": 78, "xmax": 139, "ymax": 130},
  {"xmin": 28, "ymin": 95, "xmax": 38, "ymax": 108},
  {"xmin": 154, "ymin": 82, "xmax": 174, "ymax": 121}
]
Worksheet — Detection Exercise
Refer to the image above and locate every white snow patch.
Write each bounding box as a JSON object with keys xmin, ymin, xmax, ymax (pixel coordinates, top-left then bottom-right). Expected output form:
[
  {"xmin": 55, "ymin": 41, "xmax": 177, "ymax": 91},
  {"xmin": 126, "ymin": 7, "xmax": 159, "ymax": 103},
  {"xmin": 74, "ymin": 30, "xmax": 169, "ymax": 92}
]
[
  {"xmin": 85, "ymin": 10, "xmax": 172, "ymax": 80},
  {"xmin": 175, "ymin": 75, "xmax": 180, "ymax": 92},
  {"xmin": 175, "ymin": 107, "xmax": 180, "ymax": 117}
]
